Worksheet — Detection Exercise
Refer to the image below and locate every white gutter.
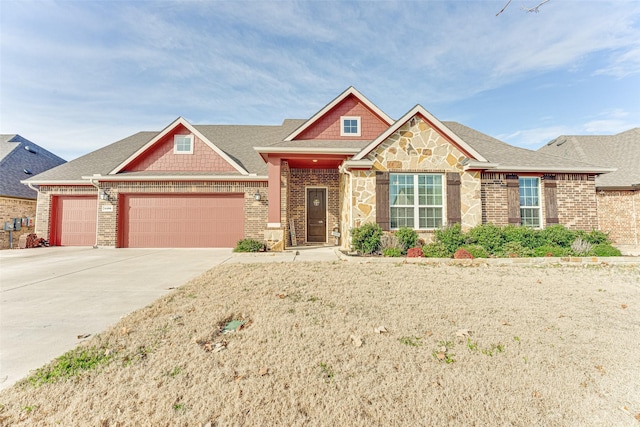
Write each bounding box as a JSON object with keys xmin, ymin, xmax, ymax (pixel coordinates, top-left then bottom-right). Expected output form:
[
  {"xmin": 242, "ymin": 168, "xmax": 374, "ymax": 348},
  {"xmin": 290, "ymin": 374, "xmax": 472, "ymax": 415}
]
[
  {"xmin": 20, "ymin": 179, "xmax": 91, "ymax": 186},
  {"xmin": 341, "ymin": 160, "xmax": 374, "ymax": 169},
  {"xmin": 463, "ymin": 163, "xmax": 616, "ymax": 174},
  {"xmin": 254, "ymin": 147, "xmax": 360, "ymax": 154},
  {"xmin": 88, "ymin": 177, "xmax": 101, "ymax": 248}
]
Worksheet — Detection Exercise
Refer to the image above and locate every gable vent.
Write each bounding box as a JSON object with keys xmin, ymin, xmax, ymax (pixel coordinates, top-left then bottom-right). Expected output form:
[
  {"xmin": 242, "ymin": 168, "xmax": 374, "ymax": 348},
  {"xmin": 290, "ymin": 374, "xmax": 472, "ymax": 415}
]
[{"xmin": 24, "ymin": 145, "xmax": 38, "ymax": 154}]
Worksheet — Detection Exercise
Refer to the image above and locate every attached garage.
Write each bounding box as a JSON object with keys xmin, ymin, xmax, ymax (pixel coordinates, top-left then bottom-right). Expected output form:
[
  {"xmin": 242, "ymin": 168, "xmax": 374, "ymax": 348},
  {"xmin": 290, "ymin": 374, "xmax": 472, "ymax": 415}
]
[
  {"xmin": 51, "ymin": 196, "xmax": 98, "ymax": 246},
  {"xmin": 119, "ymin": 194, "xmax": 245, "ymax": 248}
]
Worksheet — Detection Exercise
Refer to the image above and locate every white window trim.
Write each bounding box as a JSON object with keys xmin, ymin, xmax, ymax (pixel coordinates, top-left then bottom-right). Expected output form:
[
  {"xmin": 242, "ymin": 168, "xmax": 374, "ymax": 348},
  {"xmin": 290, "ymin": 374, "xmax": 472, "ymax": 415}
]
[
  {"xmin": 174, "ymin": 134, "xmax": 194, "ymax": 154},
  {"xmin": 390, "ymin": 173, "xmax": 444, "ymax": 230},
  {"xmin": 340, "ymin": 116, "xmax": 361, "ymax": 137},
  {"xmin": 519, "ymin": 176, "xmax": 542, "ymax": 228}
]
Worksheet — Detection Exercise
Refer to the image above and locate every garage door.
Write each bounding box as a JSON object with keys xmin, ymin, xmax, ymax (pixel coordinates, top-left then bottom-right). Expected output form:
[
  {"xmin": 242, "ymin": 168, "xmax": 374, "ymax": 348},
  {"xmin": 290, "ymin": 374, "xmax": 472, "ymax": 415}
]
[
  {"xmin": 51, "ymin": 196, "xmax": 98, "ymax": 246},
  {"xmin": 120, "ymin": 194, "xmax": 245, "ymax": 248}
]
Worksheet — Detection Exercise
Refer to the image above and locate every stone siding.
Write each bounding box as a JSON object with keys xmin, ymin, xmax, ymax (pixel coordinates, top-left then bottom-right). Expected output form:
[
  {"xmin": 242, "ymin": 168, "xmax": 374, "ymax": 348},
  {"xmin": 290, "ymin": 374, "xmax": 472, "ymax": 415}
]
[
  {"xmin": 597, "ymin": 190, "xmax": 639, "ymax": 245},
  {"xmin": 0, "ymin": 197, "xmax": 37, "ymax": 249},
  {"xmin": 287, "ymin": 168, "xmax": 340, "ymax": 245}
]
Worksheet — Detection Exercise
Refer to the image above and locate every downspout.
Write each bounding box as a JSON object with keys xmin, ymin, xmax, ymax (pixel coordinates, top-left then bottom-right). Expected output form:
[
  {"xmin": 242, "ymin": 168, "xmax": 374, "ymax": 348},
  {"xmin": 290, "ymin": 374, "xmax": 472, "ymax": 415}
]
[
  {"xmin": 26, "ymin": 183, "xmax": 41, "ymax": 238},
  {"xmin": 89, "ymin": 178, "xmax": 101, "ymax": 248}
]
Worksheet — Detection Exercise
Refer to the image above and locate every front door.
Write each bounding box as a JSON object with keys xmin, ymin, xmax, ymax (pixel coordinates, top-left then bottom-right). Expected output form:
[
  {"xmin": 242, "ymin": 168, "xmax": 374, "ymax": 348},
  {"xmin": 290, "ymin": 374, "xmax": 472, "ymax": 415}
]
[{"xmin": 306, "ymin": 188, "xmax": 326, "ymax": 243}]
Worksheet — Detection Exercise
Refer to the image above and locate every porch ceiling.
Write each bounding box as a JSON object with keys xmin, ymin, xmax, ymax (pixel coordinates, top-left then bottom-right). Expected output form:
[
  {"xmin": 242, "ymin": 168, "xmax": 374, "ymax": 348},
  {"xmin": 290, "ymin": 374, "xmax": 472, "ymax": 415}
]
[{"xmin": 282, "ymin": 154, "xmax": 349, "ymax": 169}]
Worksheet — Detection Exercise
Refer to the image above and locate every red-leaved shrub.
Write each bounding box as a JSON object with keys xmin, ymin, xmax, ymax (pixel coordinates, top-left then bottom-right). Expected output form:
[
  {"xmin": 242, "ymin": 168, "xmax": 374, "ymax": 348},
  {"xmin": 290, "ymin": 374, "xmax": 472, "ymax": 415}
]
[
  {"xmin": 407, "ymin": 247, "xmax": 424, "ymax": 258},
  {"xmin": 454, "ymin": 248, "xmax": 474, "ymax": 259}
]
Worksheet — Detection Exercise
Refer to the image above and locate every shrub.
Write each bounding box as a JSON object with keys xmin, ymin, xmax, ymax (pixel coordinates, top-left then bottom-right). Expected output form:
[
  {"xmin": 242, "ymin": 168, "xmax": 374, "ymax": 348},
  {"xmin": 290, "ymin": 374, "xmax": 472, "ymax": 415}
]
[
  {"xmin": 351, "ymin": 223, "xmax": 383, "ymax": 255},
  {"xmin": 380, "ymin": 233, "xmax": 402, "ymax": 252},
  {"xmin": 570, "ymin": 238, "xmax": 593, "ymax": 256},
  {"xmin": 591, "ymin": 243, "xmax": 622, "ymax": 257},
  {"xmin": 540, "ymin": 225, "xmax": 576, "ymax": 248},
  {"xmin": 234, "ymin": 238, "xmax": 265, "ymax": 252},
  {"xmin": 499, "ymin": 241, "xmax": 534, "ymax": 258},
  {"xmin": 383, "ymin": 247, "xmax": 403, "ymax": 257},
  {"xmin": 454, "ymin": 248, "xmax": 474, "ymax": 259},
  {"xmin": 502, "ymin": 225, "xmax": 544, "ymax": 249},
  {"xmin": 466, "ymin": 224, "xmax": 504, "ymax": 255},
  {"xmin": 434, "ymin": 224, "xmax": 466, "ymax": 254},
  {"xmin": 395, "ymin": 227, "xmax": 419, "ymax": 254},
  {"xmin": 576, "ymin": 229, "xmax": 610, "ymax": 245},
  {"xmin": 407, "ymin": 247, "xmax": 424, "ymax": 258},
  {"xmin": 460, "ymin": 244, "xmax": 489, "ymax": 258},
  {"xmin": 422, "ymin": 242, "xmax": 452, "ymax": 258},
  {"xmin": 532, "ymin": 245, "xmax": 568, "ymax": 257}
]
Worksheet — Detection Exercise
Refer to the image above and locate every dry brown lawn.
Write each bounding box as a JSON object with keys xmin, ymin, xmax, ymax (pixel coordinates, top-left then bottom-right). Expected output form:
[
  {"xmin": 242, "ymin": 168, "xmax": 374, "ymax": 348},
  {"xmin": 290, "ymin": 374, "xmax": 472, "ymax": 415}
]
[{"xmin": 1, "ymin": 261, "xmax": 639, "ymax": 426}]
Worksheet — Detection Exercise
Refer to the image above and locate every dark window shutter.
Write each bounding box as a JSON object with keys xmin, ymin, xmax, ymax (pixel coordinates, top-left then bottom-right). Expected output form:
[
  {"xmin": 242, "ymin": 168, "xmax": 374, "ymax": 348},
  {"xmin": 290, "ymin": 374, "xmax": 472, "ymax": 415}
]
[
  {"xmin": 446, "ymin": 172, "xmax": 462, "ymax": 225},
  {"xmin": 543, "ymin": 175, "xmax": 559, "ymax": 224},
  {"xmin": 506, "ymin": 174, "xmax": 521, "ymax": 225},
  {"xmin": 376, "ymin": 172, "xmax": 390, "ymax": 231}
]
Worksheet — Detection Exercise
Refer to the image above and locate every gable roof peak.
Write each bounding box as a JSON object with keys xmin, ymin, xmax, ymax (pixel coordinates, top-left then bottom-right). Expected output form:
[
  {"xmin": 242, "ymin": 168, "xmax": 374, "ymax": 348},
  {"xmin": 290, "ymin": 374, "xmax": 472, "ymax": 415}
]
[{"xmin": 284, "ymin": 86, "xmax": 394, "ymax": 141}]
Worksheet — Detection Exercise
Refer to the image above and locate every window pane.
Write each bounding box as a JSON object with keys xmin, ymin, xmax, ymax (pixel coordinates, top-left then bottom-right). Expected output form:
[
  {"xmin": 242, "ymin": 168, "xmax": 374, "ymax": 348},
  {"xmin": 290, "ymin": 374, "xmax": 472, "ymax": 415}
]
[
  {"xmin": 390, "ymin": 174, "xmax": 414, "ymax": 206},
  {"xmin": 519, "ymin": 178, "xmax": 539, "ymax": 207},
  {"xmin": 391, "ymin": 207, "xmax": 414, "ymax": 228},
  {"xmin": 520, "ymin": 208, "xmax": 540, "ymax": 228},
  {"xmin": 418, "ymin": 174, "xmax": 442, "ymax": 206},
  {"xmin": 419, "ymin": 207, "xmax": 443, "ymax": 229},
  {"xmin": 343, "ymin": 119, "xmax": 358, "ymax": 134}
]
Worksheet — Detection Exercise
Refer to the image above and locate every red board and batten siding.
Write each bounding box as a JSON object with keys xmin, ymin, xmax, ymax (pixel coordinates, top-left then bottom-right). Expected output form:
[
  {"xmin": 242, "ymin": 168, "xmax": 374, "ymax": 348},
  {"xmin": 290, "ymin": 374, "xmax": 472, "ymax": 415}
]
[
  {"xmin": 119, "ymin": 194, "xmax": 244, "ymax": 248},
  {"xmin": 296, "ymin": 94, "xmax": 389, "ymax": 140},
  {"xmin": 50, "ymin": 196, "xmax": 98, "ymax": 246}
]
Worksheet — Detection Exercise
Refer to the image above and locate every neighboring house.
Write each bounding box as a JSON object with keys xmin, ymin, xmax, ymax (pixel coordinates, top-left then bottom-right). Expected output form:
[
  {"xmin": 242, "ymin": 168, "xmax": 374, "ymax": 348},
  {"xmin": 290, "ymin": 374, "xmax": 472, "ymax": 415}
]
[
  {"xmin": 23, "ymin": 87, "xmax": 613, "ymax": 250},
  {"xmin": 539, "ymin": 128, "xmax": 640, "ymax": 245},
  {"xmin": 1, "ymin": 134, "xmax": 66, "ymax": 249}
]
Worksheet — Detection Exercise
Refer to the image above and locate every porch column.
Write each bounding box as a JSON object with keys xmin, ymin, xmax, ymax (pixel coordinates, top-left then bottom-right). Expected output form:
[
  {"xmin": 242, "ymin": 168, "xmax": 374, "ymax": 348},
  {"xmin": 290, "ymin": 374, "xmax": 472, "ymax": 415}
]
[{"xmin": 267, "ymin": 156, "xmax": 281, "ymax": 227}]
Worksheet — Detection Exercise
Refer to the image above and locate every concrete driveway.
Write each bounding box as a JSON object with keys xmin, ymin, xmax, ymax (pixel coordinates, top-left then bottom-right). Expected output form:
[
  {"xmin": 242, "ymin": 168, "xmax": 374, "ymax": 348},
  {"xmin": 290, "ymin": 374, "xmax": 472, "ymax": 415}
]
[{"xmin": 0, "ymin": 246, "xmax": 235, "ymax": 390}]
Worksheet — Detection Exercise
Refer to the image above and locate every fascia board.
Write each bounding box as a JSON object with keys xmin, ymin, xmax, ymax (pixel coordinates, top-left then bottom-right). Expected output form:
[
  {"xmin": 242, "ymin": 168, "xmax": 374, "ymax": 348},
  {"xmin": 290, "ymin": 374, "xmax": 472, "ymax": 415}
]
[
  {"xmin": 20, "ymin": 179, "xmax": 93, "ymax": 186},
  {"xmin": 109, "ymin": 117, "xmax": 249, "ymax": 175},
  {"xmin": 284, "ymin": 87, "xmax": 394, "ymax": 141},
  {"xmin": 82, "ymin": 175, "xmax": 267, "ymax": 182},
  {"xmin": 353, "ymin": 105, "xmax": 488, "ymax": 162},
  {"xmin": 478, "ymin": 166, "xmax": 617, "ymax": 174}
]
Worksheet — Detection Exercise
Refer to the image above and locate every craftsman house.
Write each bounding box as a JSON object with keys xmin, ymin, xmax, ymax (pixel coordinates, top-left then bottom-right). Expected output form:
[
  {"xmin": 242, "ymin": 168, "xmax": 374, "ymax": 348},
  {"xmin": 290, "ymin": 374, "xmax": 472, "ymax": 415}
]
[
  {"xmin": 1, "ymin": 134, "xmax": 66, "ymax": 249},
  {"xmin": 539, "ymin": 128, "xmax": 640, "ymax": 246},
  {"xmin": 24, "ymin": 87, "xmax": 614, "ymax": 250}
]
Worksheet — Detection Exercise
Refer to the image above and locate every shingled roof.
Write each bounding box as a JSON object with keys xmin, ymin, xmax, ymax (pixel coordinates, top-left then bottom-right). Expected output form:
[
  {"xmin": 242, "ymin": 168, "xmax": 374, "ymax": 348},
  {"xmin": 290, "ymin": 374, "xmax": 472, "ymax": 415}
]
[
  {"xmin": 537, "ymin": 128, "xmax": 640, "ymax": 189},
  {"xmin": 1, "ymin": 134, "xmax": 66, "ymax": 198},
  {"xmin": 443, "ymin": 122, "xmax": 614, "ymax": 173}
]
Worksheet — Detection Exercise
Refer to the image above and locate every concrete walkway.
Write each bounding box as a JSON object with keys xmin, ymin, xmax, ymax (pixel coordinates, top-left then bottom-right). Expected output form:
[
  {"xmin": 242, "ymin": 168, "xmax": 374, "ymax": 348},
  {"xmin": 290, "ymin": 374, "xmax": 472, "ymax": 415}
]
[{"xmin": 0, "ymin": 246, "xmax": 340, "ymax": 390}]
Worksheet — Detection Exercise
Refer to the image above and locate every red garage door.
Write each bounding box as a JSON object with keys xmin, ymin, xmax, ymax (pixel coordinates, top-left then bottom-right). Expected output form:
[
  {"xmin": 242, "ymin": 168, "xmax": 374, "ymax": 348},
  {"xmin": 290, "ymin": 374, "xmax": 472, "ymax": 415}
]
[
  {"xmin": 51, "ymin": 196, "xmax": 98, "ymax": 246},
  {"xmin": 120, "ymin": 194, "xmax": 245, "ymax": 248}
]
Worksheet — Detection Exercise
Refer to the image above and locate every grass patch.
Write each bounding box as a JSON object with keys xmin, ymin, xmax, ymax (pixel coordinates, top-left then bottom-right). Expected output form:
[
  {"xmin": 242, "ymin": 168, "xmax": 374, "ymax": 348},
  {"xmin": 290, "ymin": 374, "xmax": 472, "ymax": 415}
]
[
  {"xmin": 399, "ymin": 336, "xmax": 422, "ymax": 347},
  {"xmin": 26, "ymin": 346, "xmax": 112, "ymax": 387}
]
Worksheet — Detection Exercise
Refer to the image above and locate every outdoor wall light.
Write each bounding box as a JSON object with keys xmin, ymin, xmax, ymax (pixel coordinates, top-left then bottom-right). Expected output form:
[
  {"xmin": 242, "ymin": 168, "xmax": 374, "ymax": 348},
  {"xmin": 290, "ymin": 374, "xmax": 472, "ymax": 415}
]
[
  {"xmin": 254, "ymin": 191, "xmax": 261, "ymax": 201},
  {"xmin": 100, "ymin": 190, "xmax": 111, "ymax": 201}
]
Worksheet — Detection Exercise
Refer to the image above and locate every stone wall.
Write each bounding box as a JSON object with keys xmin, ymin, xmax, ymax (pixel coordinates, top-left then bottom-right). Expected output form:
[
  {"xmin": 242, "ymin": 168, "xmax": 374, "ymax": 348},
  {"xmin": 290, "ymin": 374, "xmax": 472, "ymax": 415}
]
[
  {"xmin": 351, "ymin": 117, "xmax": 483, "ymax": 233},
  {"xmin": 597, "ymin": 189, "xmax": 639, "ymax": 245},
  {"xmin": 0, "ymin": 197, "xmax": 36, "ymax": 249}
]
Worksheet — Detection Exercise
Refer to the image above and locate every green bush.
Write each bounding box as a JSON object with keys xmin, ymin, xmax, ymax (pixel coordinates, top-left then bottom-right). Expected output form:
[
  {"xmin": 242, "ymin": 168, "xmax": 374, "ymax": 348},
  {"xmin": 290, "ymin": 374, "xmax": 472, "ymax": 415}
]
[
  {"xmin": 395, "ymin": 227, "xmax": 419, "ymax": 254},
  {"xmin": 502, "ymin": 225, "xmax": 544, "ymax": 248},
  {"xmin": 351, "ymin": 223, "xmax": 383, "ymax": 255},
  {"xmin": 540, "ymin": 225, "xmax": 576, "ymax": 248},
  {"xmin": 422, "ymin": 242, "xmax": 452, "ymax": 258},
  {"xmin": 591, "ymin": 243, "xmax": 622, "ymax": 257},
  {"xmin": 466, "ymin": 224, "xmax": 504, "ymax": 255},
  {"xmin": 383, "ymin": 247, "xmax": 403, "ymax": 257},
  {"xmin": 460, "ymin": 244, "xmax": 489, "ymax": 258},
  {"xmin": 234, "ymin": 238, "xmax": 265, "ymax": 252},
  {"xmin": 499, "ymin": 241, "xmax": 534, "ymax": 258},
  {"xmin": 576, "ymin": 229, "xmax": 611, "ymax": 245},
  {"xmin": 434, "ymin": 224, "xmax": 466, "ymax": 254},
  {"xmin": 532, "ymin": 244, "xmax": 569, "ymax": 257}
]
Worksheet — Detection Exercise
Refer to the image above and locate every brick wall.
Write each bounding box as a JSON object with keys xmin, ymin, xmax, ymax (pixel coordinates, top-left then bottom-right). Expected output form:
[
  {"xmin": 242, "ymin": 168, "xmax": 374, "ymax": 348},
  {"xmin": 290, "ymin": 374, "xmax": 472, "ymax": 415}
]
[
  {"xmin": 0, "ymin": 197, "xmax": 36, "ymax": 249},
  {"xmin": 287, "ymin": 168, "xmax": 340, "ymax": 245},
  {"xmin": 597, "ymin": 190, "xmax": 639, "ymax": 245},
  {"xmin": 481, "ymin": 173, "xmax": 598, "ymax": 230}
]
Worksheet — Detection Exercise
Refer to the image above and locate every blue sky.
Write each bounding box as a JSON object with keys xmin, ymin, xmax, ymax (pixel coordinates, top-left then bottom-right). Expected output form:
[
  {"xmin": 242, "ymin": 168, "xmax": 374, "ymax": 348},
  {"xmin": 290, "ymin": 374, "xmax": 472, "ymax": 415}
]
[{"xmin": 1, "ymin": 0, "xmax": 639, "ymax": 161}]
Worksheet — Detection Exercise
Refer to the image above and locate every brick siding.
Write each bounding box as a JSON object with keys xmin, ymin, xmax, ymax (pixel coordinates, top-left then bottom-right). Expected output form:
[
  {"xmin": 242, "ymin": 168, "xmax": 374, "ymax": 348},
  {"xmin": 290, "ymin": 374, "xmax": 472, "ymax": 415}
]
[
  {"xmin": 597, "ymin": 190, "xmax": 640, "ymax": 245},
  {"xmin": 0, "ymin": 197, "xmax": 36, "ymax": 249}
]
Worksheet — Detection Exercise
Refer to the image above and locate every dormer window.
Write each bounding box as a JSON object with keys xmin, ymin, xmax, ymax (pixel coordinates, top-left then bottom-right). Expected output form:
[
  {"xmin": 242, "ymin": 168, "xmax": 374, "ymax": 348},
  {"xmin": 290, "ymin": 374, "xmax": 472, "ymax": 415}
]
[
  {"xmin": 341, "ymin": 116, "xmax": 361, "ymax": 137},
  {"xmin": 174, "ymin": 135, "xmax": 194, "ymax": 154}
]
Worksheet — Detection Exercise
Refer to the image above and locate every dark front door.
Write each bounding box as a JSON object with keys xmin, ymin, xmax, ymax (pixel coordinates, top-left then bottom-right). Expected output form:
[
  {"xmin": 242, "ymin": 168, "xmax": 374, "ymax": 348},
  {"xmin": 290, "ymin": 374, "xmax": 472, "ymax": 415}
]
[{"xmin": 307, "ymin": 188, "xmax": 326, "ymax": 243}]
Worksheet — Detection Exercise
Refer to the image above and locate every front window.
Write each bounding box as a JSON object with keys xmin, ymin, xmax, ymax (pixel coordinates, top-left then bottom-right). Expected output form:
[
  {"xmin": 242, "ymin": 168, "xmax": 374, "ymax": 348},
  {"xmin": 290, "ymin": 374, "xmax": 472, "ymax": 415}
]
[
  {"xmin": 174, "ymin": 135, "xmax": 194, "ymax": 154},
  {"xmin": 390, "ymin": 173, "xmax": 443, "ymax": 229},
  {"xmin": 340, "ymin": 116, "xmax": 361, "ymax": 136},
  {"xmin": 519, "ymin": 177, "xmax": 541, "ymax": 227}
]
